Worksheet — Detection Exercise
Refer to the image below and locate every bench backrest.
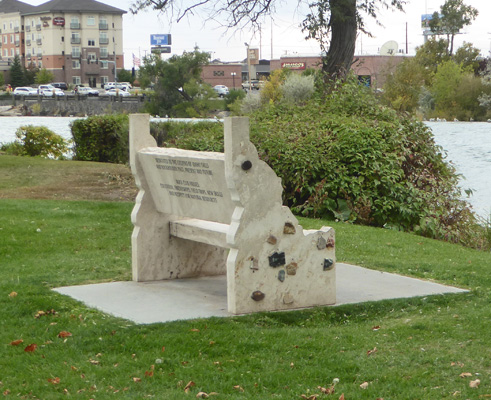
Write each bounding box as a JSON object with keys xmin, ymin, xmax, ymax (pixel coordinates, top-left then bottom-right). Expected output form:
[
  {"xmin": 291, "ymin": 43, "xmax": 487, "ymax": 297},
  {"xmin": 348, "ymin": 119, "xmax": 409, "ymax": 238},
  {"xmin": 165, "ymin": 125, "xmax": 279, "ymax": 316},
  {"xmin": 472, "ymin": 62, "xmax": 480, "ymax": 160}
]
[{"xmin": 136, "ymin": 146, "xmax": 235, "ymax": 224}]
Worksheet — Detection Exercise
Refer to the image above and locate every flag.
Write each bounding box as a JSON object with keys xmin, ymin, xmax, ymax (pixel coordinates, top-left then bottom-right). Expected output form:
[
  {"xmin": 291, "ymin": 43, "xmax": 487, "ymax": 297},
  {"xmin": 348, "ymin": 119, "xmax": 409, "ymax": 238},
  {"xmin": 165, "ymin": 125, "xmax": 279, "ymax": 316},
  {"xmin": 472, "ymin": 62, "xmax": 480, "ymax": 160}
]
[{"xmin": 132, "ymin": 53, "xmax": 141, "ymax": 67}]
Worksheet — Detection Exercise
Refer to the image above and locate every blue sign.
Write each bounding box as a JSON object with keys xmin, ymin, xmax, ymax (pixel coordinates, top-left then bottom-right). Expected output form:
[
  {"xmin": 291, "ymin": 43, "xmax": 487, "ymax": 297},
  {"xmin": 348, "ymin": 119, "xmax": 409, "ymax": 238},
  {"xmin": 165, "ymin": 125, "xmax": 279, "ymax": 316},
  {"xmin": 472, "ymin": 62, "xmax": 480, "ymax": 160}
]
[{"xmin": 150, "ymin": 34, "xmax": 172, "ymax": 46}]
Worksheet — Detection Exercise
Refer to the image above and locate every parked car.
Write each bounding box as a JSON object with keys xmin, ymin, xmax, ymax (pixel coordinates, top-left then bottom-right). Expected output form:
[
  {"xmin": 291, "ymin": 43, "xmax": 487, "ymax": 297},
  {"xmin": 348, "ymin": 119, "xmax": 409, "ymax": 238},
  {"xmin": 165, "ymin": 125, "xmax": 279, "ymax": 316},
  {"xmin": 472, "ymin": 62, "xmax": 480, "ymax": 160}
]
[
  {"xmin": 77, "ymin": 87, "xmax": 99, "ymax": 96},
  {"xmin": 51, "ymin": 82, "xmax": 68, "ymax": 90},
  {"xmin": 105, "ymin": 88, "xmax": 131, "ymax": 97},
  {"xmin": 114, "ymin": 82, "xmax": 132, "ymax": 91},
  {"xmin": 241, "ymin": 80, "xmax": 261, "ymax": 90},
  {"xmin": 41, "ymin": 88, "xmax": 65, "ymax": 97},
  {"xmin": 104, "ymin": 82, "xmax": 116, "ymax": 90},
  {"xmin": 213, "ymin": 85, "xmax": 229, "ymax": 97},
  {"xmin": 13, "ymin": 86, "xmax": 38, "ymax": 96}
]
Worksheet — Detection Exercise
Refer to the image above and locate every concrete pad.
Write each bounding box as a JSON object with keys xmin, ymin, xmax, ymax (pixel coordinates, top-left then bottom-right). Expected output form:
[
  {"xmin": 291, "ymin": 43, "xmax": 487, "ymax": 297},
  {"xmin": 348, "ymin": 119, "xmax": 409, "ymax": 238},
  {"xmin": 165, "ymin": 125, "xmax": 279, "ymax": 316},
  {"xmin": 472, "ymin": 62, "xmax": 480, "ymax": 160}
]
[{"xmin": 53, "ymin": 263, "xmax": 468, "ymax": 324}]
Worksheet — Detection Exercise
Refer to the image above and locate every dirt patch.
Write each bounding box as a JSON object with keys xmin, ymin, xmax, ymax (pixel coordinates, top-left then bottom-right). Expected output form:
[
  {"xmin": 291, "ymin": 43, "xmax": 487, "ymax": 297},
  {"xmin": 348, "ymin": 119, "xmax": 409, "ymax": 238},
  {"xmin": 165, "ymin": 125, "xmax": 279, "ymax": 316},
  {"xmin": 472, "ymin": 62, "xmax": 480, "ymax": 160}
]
[{"xmin": 0, "ymin": 155, "xmax": 138, "ymax": 202}]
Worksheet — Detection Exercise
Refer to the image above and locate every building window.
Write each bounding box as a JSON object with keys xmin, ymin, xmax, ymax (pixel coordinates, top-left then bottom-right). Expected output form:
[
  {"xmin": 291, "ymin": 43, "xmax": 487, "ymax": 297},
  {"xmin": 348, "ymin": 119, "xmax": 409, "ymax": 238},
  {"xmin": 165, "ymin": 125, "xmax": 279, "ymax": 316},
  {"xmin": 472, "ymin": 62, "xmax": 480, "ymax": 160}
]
[
  {"xmin": 72, "ymin": 76, "xmax": 81, "ymax": 85},
  {"xmin": 2, "ymin": 23, "xmax": 5, "ymax": 31},
  {"xmin": 99, "ymin": 18, "xmax": 108, "ymax": 30},
  {"xmin": 10, "ymin": 34, "xmax": 14, "ymax": 43},
  {"xmin": 100, "ymin": 47, "xmax": 108, "ymax": 58},
  {"xmin": 3, "ymin": 49, "xmax": 7, "ymax": 57},
  {"xmin": 88, "ymin": 52, "xmax": 97, "ymax": 62},
  {"xmin": 87, "ymin": 16, "xmax": 95, "ymax": 26},
  {"xmin": 9, "ymin": 21, "xmax": 13, "ymax": 30},
  {"xmin": 10, "ymin": 48, "xmax": 14, "ymax": 57},
  {"xmin": 16, "ymin": 48, "xmax": 20, "ymax": 56},
  {"xmin": 71, "ymin": 17, "xmax": 80, "ymax": 29},
  {"xmin": 72, "ymin": 47, "xmax": 80, "ymax": 57},
  {"xmin": 88, "ymin": 39, "xmax": 95, "ymax": 46},
  {"xmin": 100, "ymin": 60, "xmax": 108, "ymax": 69},
  {"xmin": 99, "ymin": 32, "xmax": 108, "ymax": 44},
  {"xmin": 72, "ymin": 60, "xmax": 80, "ymax": 69},
  {"xmin": 213, "ymin": 71, "xmax": 225, "ymax": 76},
  {"xmin": 38, "ymin": 61, "xmax": 42, "ymax": 68},
  {"xmin": 3, "ymin": 36, "xmax": 7, "ymax": 44},
  {"xmin": 71, "ymin": 33, "xmax": 80, "ymax": 44}
]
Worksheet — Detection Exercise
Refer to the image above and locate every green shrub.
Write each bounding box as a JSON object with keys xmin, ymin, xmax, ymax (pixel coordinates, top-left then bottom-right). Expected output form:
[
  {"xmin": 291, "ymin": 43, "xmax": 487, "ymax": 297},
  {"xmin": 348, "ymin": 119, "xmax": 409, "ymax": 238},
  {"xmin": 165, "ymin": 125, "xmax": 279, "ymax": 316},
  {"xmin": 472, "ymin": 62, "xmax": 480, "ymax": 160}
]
[
  {"xmin": 159, "ymin": 76, "xmax": 484, "ymax": 248},
  {"xmin": 1, "ymin": 125, "xmax": 69, "ymax": 159},
  {"xmin": 281, "ymin": 74, "xmax": 315, "ymax": 105},
  {"xmin": 71, "ymin": 114, "xmax": 129, "ymax": 163}
]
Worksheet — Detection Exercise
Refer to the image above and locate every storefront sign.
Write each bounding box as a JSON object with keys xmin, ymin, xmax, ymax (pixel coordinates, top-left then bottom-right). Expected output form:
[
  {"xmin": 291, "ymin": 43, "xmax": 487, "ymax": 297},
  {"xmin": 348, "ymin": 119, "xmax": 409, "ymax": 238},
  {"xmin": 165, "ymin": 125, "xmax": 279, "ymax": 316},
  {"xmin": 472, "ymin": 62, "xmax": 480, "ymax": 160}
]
[
  {"xmin": 281, "ymin": 62, "xmax": 306, "ymax": 70},
  {"xmin": 53, "ymin": 17, "xmax": 65, "ymax": 26}
]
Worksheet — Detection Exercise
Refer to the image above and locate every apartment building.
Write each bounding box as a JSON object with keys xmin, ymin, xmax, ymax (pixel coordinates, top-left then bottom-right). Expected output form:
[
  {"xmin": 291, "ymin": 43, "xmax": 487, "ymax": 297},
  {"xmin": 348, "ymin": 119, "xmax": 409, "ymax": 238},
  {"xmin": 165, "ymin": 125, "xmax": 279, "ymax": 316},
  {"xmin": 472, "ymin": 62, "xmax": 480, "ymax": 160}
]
[{"xmin": 0, "ymin": 0, "xmax": 126, "ymax": 87}]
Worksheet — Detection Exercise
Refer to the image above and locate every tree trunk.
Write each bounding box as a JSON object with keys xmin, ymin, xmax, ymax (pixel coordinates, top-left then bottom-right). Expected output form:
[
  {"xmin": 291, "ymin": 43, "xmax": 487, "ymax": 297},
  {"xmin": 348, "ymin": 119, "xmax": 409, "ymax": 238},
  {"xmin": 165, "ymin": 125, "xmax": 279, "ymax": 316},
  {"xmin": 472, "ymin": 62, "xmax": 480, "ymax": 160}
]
[{"xmin": 322, "ymin": 0, "xmax": 358, "ymax": 79}]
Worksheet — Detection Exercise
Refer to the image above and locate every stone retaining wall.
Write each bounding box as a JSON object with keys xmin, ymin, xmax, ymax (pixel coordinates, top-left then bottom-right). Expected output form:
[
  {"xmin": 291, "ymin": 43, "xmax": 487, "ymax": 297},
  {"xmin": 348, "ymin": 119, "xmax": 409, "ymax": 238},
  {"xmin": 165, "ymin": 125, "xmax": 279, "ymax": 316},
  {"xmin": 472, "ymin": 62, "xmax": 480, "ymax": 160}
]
[{"xmin": 0, "ymin": 96, "xmax": 147, "ymax": 116}]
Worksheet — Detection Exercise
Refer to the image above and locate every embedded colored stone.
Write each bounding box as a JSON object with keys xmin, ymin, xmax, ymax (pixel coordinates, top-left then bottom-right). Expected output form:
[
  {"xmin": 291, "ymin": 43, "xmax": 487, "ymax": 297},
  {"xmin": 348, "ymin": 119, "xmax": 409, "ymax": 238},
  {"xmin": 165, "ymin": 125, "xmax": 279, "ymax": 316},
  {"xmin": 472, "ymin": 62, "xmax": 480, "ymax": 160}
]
[
  {"xmin": 247, "ymin": 256, "xmax": 259, "ymax": 270},
  {"xmin": 267, "ymin": 235, "xmax": 278, "ymax": 245},
  {"xmin": 286, "ymin": 262, "xmax": 298, "ymax": 275},
  {"xmin": 283, "ymin": 293, "xmax": 294, "ymax": 304},
  {"xmin": 283, "ymin": 222, "xmax": 296, "ymax": 234},
  {"xmin": 241, "ymin": 160, "xmax": 252, "ymax": 171},
  {"xmin": 251, "ymin": 291, "xmax": 265, "ymax": 301},
  {"xmin": 269, "ymin": 252, "xmax": 286, "ymax": 267},
  {"xmin": 317, "ymin": 236, "xmax": 327, "ymax": 250},
  {"xmin": 278, "ymin": 270, "xmax": 286, "ymax": 282},
  {"xmin": 326, "ymin": 238, "xmax": 335, "ymax": 248},
  {"xmin": 323, "ymin": 259, "xmax": 334, "ymax": 271}
]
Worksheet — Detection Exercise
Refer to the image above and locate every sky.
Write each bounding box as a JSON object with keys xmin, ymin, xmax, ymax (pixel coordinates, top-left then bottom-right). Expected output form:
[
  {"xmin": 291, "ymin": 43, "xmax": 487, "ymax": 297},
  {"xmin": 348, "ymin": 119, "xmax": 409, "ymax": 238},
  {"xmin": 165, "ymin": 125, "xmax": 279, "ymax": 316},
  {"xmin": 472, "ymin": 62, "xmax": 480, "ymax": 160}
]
[{"xmin": 22, "ymin": 0, "xmax": 491, "ymax": 68}]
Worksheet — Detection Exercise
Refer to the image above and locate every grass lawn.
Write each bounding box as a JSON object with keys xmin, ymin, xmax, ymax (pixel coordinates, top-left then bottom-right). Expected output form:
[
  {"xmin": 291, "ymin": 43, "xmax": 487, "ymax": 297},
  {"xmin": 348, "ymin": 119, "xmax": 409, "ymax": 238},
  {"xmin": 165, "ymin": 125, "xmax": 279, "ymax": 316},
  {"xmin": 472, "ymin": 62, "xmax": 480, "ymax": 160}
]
[{"xmin": 1, "ymin": 156, "xmax": 490, "ymax": 399}]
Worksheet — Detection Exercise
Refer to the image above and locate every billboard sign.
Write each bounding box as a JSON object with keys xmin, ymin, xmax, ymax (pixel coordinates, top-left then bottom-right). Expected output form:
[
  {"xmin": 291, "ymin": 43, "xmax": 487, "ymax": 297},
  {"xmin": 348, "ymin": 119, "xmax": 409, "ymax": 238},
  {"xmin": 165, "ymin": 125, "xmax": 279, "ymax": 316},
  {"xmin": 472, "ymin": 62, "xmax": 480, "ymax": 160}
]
[
  {"xmin": 281, "ymin": 62, "xmax": 306, "ymax": 70},
  {"xmin": 151, "ymin": 46, "xmax": 171, "ymax": 54},
  {"xmin": 150, "ymin": 34, "xmax": 172, "ymax": 46}
]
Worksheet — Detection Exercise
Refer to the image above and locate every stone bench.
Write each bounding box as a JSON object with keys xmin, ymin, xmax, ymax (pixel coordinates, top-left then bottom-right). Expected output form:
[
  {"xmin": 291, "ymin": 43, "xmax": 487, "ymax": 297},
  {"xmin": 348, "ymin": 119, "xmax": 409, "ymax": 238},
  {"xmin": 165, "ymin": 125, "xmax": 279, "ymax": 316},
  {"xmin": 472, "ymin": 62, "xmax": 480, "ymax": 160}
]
[{"xmin": 129, "ymin": 114, "xmax": 336, "ymax": 314}]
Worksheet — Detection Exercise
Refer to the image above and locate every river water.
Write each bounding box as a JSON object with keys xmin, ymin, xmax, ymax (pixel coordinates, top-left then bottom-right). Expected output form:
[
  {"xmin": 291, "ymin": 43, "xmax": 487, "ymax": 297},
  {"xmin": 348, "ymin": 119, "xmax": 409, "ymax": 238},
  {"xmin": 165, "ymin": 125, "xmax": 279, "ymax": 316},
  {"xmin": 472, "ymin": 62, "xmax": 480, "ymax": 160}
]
[{"xmin": 1, "ymin": 117, "xmax": 490, "ymax": 219}]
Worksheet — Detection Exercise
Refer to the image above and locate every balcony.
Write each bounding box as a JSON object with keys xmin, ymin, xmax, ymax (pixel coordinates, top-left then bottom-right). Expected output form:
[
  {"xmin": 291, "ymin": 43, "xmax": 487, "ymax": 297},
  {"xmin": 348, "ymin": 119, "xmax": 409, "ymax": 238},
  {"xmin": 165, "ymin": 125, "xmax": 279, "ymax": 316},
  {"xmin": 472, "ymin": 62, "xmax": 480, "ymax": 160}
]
[
  {"xmin": 14, "ymin": 27, "xmax": 19, "ymax": 33},
  {"xmin": 36, "ymin": 24, "xmax": 41, "ymax": 30},
  {"xmin": 71, "ymin": 52, "xmax": 81, "ymax": 58},
  {"xmin": 26, "ymin": 26, "xmax": 30, "ymax": 32},
  {"xmin": 26, "ymin": 40, "xmax": 31, "ymax": 46},
  {"xmin": 15, "ymin": 41, "xmax": 20, "ymax": 47},
  {"xmin": 99, "ymin": 52, "xmax": 108, "ymax": 59},
  {"xmin": 70, "ymin": 22, "xmax": 80, "ymax": 29},
  {"xmin": 70, "ymin": 37, "xmax": 81, "ymax": 44},
  {"xmin": 99, "ymin": 23, "xmax": 108, "ymax": 30},
  {"xmin": 99, "ymin": 37, "xmax": 109, "ymax": 45},
  {"xmin": 36, "ymin": 39, "xmax": 42, "ymax": 45},
  {"xmin": 26, "ymin": 54, "xmax": 31, "ymax": 59},
  {"xmin": 37, "ymin": 53, "xmax": 42, "ymax": 58}
]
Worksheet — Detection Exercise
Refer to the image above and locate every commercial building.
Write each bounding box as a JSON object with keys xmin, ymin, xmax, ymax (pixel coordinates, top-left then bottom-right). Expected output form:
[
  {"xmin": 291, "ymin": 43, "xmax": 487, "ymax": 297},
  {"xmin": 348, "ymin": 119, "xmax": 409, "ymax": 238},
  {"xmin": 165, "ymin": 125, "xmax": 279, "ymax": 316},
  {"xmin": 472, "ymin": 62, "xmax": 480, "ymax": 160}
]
[{"xmin": 0, "ymin": 0, "xmax": 126, "ymax": 87}]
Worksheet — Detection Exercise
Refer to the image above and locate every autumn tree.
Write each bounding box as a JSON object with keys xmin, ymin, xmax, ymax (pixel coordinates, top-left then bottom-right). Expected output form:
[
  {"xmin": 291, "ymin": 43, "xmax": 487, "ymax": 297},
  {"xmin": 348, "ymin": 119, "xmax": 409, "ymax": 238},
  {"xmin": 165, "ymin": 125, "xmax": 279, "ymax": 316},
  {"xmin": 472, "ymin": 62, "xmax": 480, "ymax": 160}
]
[
  {"xmin": 130, "ymin": 0, "xmax": 406, "ymax": 81},
  {"xmin": 429, "ymin": 0, "xmax": 478, "ymax": 56}
]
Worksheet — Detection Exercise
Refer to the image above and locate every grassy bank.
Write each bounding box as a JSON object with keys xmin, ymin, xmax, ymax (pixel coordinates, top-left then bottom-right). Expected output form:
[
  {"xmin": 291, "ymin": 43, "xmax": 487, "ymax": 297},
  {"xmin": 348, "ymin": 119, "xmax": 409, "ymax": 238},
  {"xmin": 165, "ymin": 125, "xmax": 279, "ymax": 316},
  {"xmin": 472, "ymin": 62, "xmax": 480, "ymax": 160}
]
[{"xmin": 0, "ymin": 156, "xmax": 490, "ymax": 399}]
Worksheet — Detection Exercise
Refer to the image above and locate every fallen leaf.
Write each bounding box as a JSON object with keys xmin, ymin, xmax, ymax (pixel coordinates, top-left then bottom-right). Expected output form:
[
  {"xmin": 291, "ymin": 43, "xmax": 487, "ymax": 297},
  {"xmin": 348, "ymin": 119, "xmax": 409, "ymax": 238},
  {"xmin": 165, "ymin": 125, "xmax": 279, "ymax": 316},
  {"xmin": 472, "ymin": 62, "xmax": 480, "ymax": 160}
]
[
  {"xmin": 184, "ymin": 381, "xmax": 196, "ymax": 393},
  {"xmin": 196, "ymin": 392, "xmax": 209, "ymax": 398},
  {"xmin": 469, "ymin": 379, "xmax": 480, "ymax": 388},
  {"xmin": 89, "ymin": 359, "xmax": 100, "ymax": 365},
  {"xmin": 339, "ymin": 395, "xmax": 345, "ymax": 400},
  {"xmin": 372, "ymin": 325, "xmax": 381, "ymax": 331},
  {"xmin": 58, "ymin": 331, "xmax": 72, "ymax": 338},
  {"xmin": 367, "ymin": 347, "xmax": 377, "ymax": 356},
  {"xmin": 24, "ymin": 343, "xmax": 37, "ymax": 352},
  {"xmin": 132, "ymin": 377, "xmax": 141, "ymax": 383},
  {"xmin": 360, "ymin": 381, "xmax": 369, "ymax": 389},
  {"xmin": 233, "ymin": 385, "xmax": 244, "ymax": 392},
  {"xmin": 190, "ymin": 329, "xmax": 200, "ymax": 332},
  {"xmin": 209, "ymin": 341, "xmax": 216, "ymax": 346},
  {"xmin": 48, "ymin": 377, "xmax": 60, "ymax": 385},
  {"xmin": 460, "ymin": 372, "xmax": 473, "ymax": 378},
  {"xmin": 145, "ymin": 371, "xmax": 154, "ymax": 377},
  {"xmin": 3, "ymin": 390, "xmax": 11, "ymax": 396},
  {"xmin": 300, "ymin": 395, "xmax": 318, "ymax": 400},
  {"xmin": 9, "ymin": 292, "xmax": 17, "ymax": 298},
  {"xmin": 318, "ymin": 385, "xmax": 335, "ymax": 394},
  {"xmin": 161, "ymin": 346, "xmax": 166, "ymax": 352},
  {"xmin": 10, "ymin": 339, "xmax": 24, "ymax": 346}
]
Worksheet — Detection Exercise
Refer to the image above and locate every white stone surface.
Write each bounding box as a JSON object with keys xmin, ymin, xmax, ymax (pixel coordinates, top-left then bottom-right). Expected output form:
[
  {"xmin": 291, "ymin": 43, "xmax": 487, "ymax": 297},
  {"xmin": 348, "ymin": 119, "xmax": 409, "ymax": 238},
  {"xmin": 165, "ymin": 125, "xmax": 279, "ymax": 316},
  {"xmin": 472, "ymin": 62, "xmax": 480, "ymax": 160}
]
[{"xmin": 129, "ymin": 114, "xmax": 336, "ymax": 314}]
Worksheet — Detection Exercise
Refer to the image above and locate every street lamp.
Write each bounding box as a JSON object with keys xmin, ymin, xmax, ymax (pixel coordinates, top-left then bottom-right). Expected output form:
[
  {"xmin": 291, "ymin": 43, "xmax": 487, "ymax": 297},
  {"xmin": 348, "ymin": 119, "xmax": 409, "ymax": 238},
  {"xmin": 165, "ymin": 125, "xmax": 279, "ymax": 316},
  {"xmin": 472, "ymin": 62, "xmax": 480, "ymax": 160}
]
[{"xmin": 231, "ymin": 72, "xmax": 236, "ymax": 89}]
